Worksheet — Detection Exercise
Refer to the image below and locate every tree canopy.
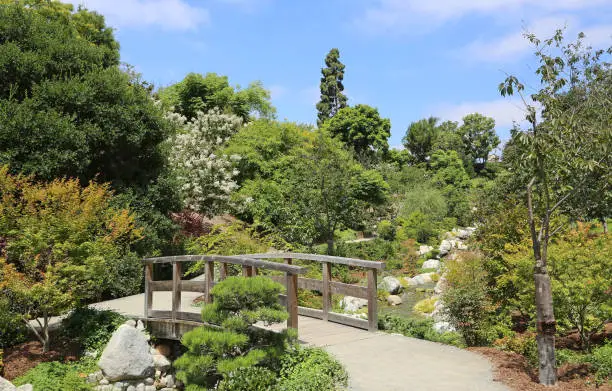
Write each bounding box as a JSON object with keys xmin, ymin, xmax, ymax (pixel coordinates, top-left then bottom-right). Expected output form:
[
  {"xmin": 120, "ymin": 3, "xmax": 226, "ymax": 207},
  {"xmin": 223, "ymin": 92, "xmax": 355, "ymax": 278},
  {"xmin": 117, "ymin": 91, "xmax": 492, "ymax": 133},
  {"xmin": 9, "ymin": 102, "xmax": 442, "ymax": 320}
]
[{"xmin": 316, "ymin": 48, "xmax": 348, "ymax": 126}]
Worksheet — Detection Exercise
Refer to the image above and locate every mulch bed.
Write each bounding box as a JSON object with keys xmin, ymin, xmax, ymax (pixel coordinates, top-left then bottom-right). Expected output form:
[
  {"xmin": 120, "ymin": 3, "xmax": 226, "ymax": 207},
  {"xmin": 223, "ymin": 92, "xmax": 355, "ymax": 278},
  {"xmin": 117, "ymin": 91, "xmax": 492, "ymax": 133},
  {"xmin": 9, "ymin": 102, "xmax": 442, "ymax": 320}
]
[
  {"xmin": 470, "ymin": 347, "xmax": 612, "ymax": 391},
  {"xmin": 2, "ymin": 336, "xmax": 79, "ymax": 381}
]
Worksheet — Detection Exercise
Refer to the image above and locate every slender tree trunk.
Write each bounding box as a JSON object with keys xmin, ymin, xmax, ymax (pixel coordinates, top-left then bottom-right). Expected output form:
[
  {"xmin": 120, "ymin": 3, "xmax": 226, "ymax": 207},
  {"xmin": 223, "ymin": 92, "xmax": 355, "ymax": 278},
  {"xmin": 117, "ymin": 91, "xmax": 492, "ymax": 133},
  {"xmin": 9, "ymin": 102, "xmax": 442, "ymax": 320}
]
[
  {"xmin": 601, "ymin": 217, "xmax": 608, "ymax": 235},
  {"xmin": 327, "ymin": 239, "xmax": 334, "ymax": 256}
]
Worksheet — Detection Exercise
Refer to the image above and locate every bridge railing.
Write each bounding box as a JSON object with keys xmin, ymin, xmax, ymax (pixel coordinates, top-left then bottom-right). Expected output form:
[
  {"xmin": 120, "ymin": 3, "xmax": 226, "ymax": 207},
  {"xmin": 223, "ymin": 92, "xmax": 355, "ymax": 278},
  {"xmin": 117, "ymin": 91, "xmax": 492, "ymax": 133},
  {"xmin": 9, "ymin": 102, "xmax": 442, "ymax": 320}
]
[
  {"xmin": 142, "ymin": 255, "xmax": 307, "ymax": 338},
  {"xmin": 241, "ymin": 253, "xmax": 385, "ymax": 331}
]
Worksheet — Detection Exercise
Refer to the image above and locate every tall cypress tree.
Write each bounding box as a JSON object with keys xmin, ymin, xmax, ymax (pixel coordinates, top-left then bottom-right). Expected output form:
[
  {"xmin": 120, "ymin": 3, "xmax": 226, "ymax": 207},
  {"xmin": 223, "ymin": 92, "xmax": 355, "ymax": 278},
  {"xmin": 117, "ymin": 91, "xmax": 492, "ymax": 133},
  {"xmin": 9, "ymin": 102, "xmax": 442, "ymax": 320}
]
[{"xmin": 316, "ymin": 48, "xmax": 348, "ymax": 126}]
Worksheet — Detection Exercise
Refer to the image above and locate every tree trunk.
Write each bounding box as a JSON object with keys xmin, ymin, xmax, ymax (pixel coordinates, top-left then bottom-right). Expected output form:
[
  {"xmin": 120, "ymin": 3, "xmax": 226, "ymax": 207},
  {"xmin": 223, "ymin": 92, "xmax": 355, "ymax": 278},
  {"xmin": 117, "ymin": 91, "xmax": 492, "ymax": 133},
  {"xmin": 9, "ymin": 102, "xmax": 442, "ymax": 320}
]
[
  {"xmin": 534, "ymin": 271, "xmax": 557, "ymax": 385},
  {"xmin": 601, "ymin": 218, "xmax": 608, "ymax": 235},
  {"xmin": 327, "ymin": 239, "xmax": 334, "ymax": 255}
]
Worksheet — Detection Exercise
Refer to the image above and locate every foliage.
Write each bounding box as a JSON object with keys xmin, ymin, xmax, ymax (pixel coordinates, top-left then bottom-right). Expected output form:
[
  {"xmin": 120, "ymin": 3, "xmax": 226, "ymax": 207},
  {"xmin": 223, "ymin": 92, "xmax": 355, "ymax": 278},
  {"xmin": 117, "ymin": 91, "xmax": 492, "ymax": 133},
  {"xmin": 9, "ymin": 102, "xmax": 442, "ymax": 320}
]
[
  {"xmin": 402, "ymin": 117, "xmax": 440, "ymax": 164},
  {"xmin": 413, "ymin": 298, "xmax": 436, "ymax": 314},
  {"xmin": 0, "ymin": 168, "xmax": 142, "ymax": 350},
  {"xmin": 158, "ymin": 72, "xmax": 275, "ymax": 122},
  {"xmin": 217, "ymin": 366, "xmax": 278, "ymax": 391},
  {"xmin": 316, "ymin": 48, "xmax": 348, "ymax": 126},
  {"xmin": 174, "ymin": 276, "xmax": 292, "ymax": 389},
  {"xmin": 398, "ymin": 185, "xmax": 448, "ymax": 222},
  {"xmin": 61, "ymin": 307, "xmax": 126, "ymax": 355},
  {"xmin": 430, "ymin": 150, "xmax": 471, "ymax": 224},
  {"xmin": 377, "ymin": 220, "xmax": 395, "ymax": 240},
  {"xmin": 13, "ymin": 360, "xmax": 96, "ymax": 391},
  {"xmin": 589, "ymin": 341, "xmax": 612, "ymax": 384},
  {"xmin": 378, "ymin": 314, "xmax": 465, "ymax": 347},
  {"xmin": 493, "ymin": 333, "xmax": 539, "ymax": 367},
  {"xmin": 277, "ymin": 346, "xmax": 348, "ymax": 391},
  {"xmin": 457, "ymin": 113, "xmax": 500, "ymax": 172},
  {"xmin": 323, "ymin": 104, "xmax": 391, "ymax": 162},
  {"xmin": 442, "ymin": 253, "xmax": 495, "ymax": 346},
  {"xmin": 0, "ymin": 297, "xmax": 26, "ymax": 348},
  {"xmin": 396, "ymin": 212, "xmax": 438, "ymax": 244},
  {"xmin": 334, "ymin": 238, "xmax": 397, "ymax": 262},
  {"xmin": 169, "ymin": 109, "xmax": 243, "ymax": 216}
]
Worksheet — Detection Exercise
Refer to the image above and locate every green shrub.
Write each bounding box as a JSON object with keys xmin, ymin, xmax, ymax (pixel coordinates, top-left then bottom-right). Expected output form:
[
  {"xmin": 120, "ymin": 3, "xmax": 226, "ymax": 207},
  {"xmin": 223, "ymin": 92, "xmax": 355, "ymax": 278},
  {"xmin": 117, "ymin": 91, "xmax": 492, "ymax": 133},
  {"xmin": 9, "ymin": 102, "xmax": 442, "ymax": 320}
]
[
  {"xmin": 377, "ymin": 314, "xmax": 465, "ymax": 348},
  {"xmin": 590, "ymin": 341, "xmax": 612, "ymax": 384},
  {"xmin": 217, "ymin": 366, "xmax": 278, "ymax": 391},
  {"xmin": 62, "ymin": 308, "xmax": 126, "ymax": 355},
  {"xmin": 413, "ymin": 298, "xmax": 436, "ymax": 314},
  {"xmin": 397, "ymin": 212, "xmax": 438, "ymax": 244},
  {"xmin": 0, "ymin": 298, "xmax": 27, "ymax": 348},
  {"xmin": 377, "ymin": 220, "xmax": 395, "ymax": 241},
  {"xmin": 334, "ymin": 238, "xmax": 397, "ymax": 261},
  {"xmin": 13, "ymin": 360, "xmax": 96, "ymax": 391},
  {"xmin": 277, "ymin": 347, "xmax": 348, "ymax": 391},
  {"xmin": 492, "ymin": 333, "xmax": 538, "ymax": 367}
]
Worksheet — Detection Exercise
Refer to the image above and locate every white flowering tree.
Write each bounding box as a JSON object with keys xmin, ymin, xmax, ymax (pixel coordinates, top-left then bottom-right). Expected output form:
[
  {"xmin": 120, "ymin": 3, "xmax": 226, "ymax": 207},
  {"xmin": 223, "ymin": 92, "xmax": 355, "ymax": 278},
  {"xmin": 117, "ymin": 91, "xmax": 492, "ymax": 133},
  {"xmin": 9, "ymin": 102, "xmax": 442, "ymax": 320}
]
[{"xmin": 169, "ymin": 109, "xmax": 242, "ymax": 216}]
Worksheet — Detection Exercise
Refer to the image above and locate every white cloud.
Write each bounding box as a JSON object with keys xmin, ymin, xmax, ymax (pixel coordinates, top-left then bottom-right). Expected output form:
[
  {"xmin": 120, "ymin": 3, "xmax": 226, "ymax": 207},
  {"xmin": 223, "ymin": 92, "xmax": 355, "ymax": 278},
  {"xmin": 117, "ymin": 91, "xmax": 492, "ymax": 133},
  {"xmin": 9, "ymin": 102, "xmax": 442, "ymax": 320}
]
[
  {"xmin": 356, "ymin": 0, "xmax": 608, "ymax": 35},
  {"xmin": 433, "ymin": 98, "xmax": 528, "ymax": 129},
  {"xmin": 68, "ymin": 0, "xmax": 209, "ymax": 31},
  {"xmin": 268, "ymin": 85, "xmax": 287, "ymax": 100}
]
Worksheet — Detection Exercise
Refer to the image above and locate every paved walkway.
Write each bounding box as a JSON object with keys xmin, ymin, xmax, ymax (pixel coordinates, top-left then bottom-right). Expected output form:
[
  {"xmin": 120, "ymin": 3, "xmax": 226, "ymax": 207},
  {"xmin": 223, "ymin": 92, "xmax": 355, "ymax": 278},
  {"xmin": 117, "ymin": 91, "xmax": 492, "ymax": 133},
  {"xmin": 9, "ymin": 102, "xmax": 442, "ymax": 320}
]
[{"xmin": 89, "ymin": 292, "xmax": 507, "ymax": 391}]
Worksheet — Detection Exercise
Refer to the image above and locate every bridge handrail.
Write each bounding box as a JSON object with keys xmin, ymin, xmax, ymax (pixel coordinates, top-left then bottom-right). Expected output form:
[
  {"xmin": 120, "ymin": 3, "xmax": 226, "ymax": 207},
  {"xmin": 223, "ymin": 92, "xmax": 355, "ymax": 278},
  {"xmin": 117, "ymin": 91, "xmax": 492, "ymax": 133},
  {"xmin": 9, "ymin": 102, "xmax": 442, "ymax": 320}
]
[
  {"xmin": 243, "ymin": 252, "xmax": 385, "ymax": 270},
  {"xmin": 143, "ymin": 254, "xmax": 307, "ymax": 274}
]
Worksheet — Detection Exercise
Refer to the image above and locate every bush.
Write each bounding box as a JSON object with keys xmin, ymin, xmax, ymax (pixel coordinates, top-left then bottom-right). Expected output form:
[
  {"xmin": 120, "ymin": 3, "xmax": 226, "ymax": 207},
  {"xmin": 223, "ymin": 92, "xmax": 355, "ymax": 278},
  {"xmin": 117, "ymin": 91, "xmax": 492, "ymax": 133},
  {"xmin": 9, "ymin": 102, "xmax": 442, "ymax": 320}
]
[
  {"xmin": 377, "ymin": 314, "xmax": 465, "ymax": 348},
  {"xmin": 0, "ymin": 298, "xmax": 27, "ymax": 348},
  {"xmin": 13, "ymin": 360, "xmax": 96, "ymax": 391},
  {"xmin": 377, "ymin": 220, "xmax": 395, "ymax": 241},
  {"xmin": 590, "ymin": 341, "xmax": 612, "ymax": 384},
  {"xmin": 334, "ymin": 238, "xmax": 397, "ymax": 261},
  {"xmin": 493, "ymin": 333, "xmax": 538, "ymax": 367},
  {"xmin": 62, "ymin": 307, "xmax": 126, "ymax": 355},
  {"xmin": 277, "ymin": 347, "xmax": 348, "ymax": 391},
  {"xmin": 413, "ymin": 298, "xmax": 436, "ymax": 314},
  {"xmin": 217, "ymin": 366, "xmax": 278, "ymax": 391}
]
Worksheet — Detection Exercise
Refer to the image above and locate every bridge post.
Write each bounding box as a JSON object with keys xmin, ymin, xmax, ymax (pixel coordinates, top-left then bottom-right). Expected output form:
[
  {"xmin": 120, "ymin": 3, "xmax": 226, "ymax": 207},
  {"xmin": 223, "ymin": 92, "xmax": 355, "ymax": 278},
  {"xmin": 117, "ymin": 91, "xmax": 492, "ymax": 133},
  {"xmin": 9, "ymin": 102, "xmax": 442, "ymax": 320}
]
[
  {"xmin": 204, "ymin": 261, "xmax": 214, "ymax": 303},
  {"xmin": 284, "ymin": 258, "xmax": 298, "ymax": 330},
  {"xmin": 322, "ymin": 262, "xmax": 332, "ymax": 321},
  {"xmin": 172, "ymin": 262, "xmax": 182, "ymax": 338},
  {"xmin": 219, "ymin": 262, "xmax": 228, "ymax": 280},
  {"xmin": 242, "ymin": 265, "xmax": 253, "ymax": 277},
  {"xmin": 367, "ymin": 268, "xmax": 378, "ymax": 331},
  {"xmin": 144, "ymin": 263, "xmax": 153, "ymax": 320}
]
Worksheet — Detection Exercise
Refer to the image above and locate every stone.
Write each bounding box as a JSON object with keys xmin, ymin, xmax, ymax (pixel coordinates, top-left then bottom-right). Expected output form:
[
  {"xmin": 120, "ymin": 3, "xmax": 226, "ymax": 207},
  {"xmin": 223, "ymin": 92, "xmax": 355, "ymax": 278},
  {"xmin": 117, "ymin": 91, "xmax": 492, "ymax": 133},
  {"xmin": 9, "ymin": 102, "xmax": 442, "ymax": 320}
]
[
  {"xmin": 340, "ymin": 296, "xmax": 368, "ymax": 312},
  {"xmin": 153, "ymin": 354, "xmax": 171, "ymax": 371},
  {"xmin": 100, "ymin": 378, "xmax": 110, "ymax": 385},
  {"xmin": 0, "ymin": 376, "xmax": 15, "ymax": 391},
  {"xmin": 96, "ymin": 386, "xmax": 114, "ymax": 391},
  {"xmin": 434, "ymin": 276, "xmax": 448, "ymax": 295},
  {"xmin": 155, "ymin": 370, "xmax": 161, "ymax": 379},
  {"xmin": 98, "ymin": 324, "xmax": 155, "ymax": 382},
  {"xmin": 124, "ymin": 319, "xmax": 136, "ymax": 328},
  {"xmin": 438, "ymin": 240, "xmax": 452, "ymax": 256},
  {"xmin": 95, "ymin": 371, "xmax": 104, "ymax": 381},
  {"xmin": 386, "ymin": 295, "xmax": 402, "ymax": 306},
  {"xmin": 379, "ymin": 276, "xmax": 402, "ymax": 294},
  {"xmin": 433, "ymin": 321, "xmax": 455, "ymax": 333},
  {"xmin": 164, "ymin": 374, "xmax": 175, "ymax": 388},
  {"xmin": 127, "ymin": 386, "xmax": 136, "ymax": 391},
  {"xmin": 88, "ymin": 373, "xmax": 99, "ymax": 384},
  {"xmin": 418, "ymin": 245, "xmax": 433, "ymax": 256},
  {"xmin": 16, "ymin": 386, "xmax": 33, "ymax": 391},
  {"xmin": 154, "ymin": 344, "xmax": 172, "ymax": 357},
  {"xmin": 135, "ymin": 384, "xmax": 145, "ymax": 391},
  {"xmin": 136, "ymin": 320, "xmax": 145, "ymax": 331},
  {"xmin": 456, "ymin": 241, "xmax": 468, "ymax": 250},
  {"xmin": 455, "ymin": 229, "xmax": 471, "ymax": 239},
  {"xmin": 421, "ymin": 259, "xmax": 440, "ymax": 270},
  {"xmin": 113, "ymin": 381, "xmax": 127, "ymax": 391},
  {"xmin": 403, "ymin": 277, "xmax": 418, "ymax": 287},
  {"xmin": 411, "ymin": 273, "xmax": 433, "ymax": 286},
  {"xmin": 144, "ymin": 378, "xmax": 154, "ymax": 386},
  {"xmin": 144, "ymin": 386, "xmax": 156, "ymax": 391}
]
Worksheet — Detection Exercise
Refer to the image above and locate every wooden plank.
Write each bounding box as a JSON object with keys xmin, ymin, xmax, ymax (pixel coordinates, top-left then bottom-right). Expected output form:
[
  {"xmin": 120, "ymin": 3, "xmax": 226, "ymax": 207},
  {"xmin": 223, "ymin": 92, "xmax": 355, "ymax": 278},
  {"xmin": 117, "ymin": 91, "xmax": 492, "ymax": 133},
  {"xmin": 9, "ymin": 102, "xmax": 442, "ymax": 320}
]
[
  {"xmin": 296, "ymin": 307, "xmax": 369, "ymax": 330},
  {"xmin": 143, "ymin": 255, "xmax": 307, "ymax": 274},
  {"xmin": 367, "ymin": 268, "xmax": 378, "ymax": 331},
  {"xmin": 286, "ymin": 272, "xmax": 298, "ymax": 330},
  {"xmin": 144, "ymin": 263, "xmax": 153, "ymax": 319},
  {"xmin": 219, "ymin": 262, "xmax": 228, "ymax": 280},
  {"xmin": 322, "ymin": 262, "xmax": 331, "ymax": 321},
  {"xmin": 172, "ymin": 262, "xmax": 182, "ymax": 338},
  {"xmin": 149, "ymin": 280, "xmax": 206, "ymax": 293},
  {"xmin": 269, "ymin": 276, "xmax": 368, "ymax": 299},
  {"xmin": 242, "ymin": 265, "xmax": 253, "ymax": 277},
  {"xmin": 149, "ymin": 309, "xmax": 172, "ymax": 319},
  {"xmin": 246, "ymin": 252, "xmax": 386, "ymax": 270},
  {"xmin": 204, "ymin": 261, "xmax": 214, "ymax": 303}
]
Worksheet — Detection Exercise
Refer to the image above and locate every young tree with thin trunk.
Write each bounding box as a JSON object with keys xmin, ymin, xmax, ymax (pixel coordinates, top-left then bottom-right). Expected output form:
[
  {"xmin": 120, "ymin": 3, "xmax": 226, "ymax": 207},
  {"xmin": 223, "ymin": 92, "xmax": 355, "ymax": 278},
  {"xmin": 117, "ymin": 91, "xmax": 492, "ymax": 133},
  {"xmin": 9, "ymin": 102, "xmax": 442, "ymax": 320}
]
[
  {"xmin": 499, "ymin": 30, "xmax": 611, "ymax": 385},
  {"xmin": 316, "ymin": 48, "xmax": 348, "ymax": 126}
]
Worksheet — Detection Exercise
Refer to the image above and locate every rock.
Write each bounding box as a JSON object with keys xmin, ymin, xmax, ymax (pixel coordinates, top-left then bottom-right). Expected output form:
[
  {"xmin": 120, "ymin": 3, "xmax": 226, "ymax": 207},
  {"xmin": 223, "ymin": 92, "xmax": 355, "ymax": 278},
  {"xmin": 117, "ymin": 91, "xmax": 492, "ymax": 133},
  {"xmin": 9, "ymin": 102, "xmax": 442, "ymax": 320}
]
[
  {"xmin": 100, "ymin": 378, "xmax": 110, "ymax": 385},
  {"xmin": 96, "ymin": 386, "xmax": 114, "ymax": 391},
  {"xmin": 403, "ymin": 277, "xmax": 418, "ymax": 287},
  {"xmin": 0, "ymin": 376, "xmax": 15, "ymax": 391},
  {"xmin": 154, "ymin": 344, "xmax": 172, "ymax": 357},
  {"xmin": 98, "ymin": 324, "xmax": 155, "ymax": 382},
  {"xmin": 16, "ymin": 386, "xmax": 33, "ymax": 391},
  {"xmin": 438, "ymin": 240, "xmax": 452, "ymax": 256},
  {"xmin": 144, "ymin": 386, "xmax": 156, "ymax": 391},
  {"xmin": 434, "ymin": 276, "xmax": 448, "ymax": 295},
  {"xmin": 164, "ymin": 374, "xmax": 175, "ymax": 388},
  {"xmin": 127, "ymin": 386, "xmax": 136, "ymax": 391},
  {"xmin": 433, "ymin": 321, "xmax": 455, "ymax": 333},
  {"xmin": 421, "ymin": 259, "xmax": 440, "ymax": 270},
  {"xmin": 136, "ymin": 320, "xmax": 145, "ymax": 331},
  {"xmin": 135, "ymin": 384, "xmax": 145, "ymax": 391},
  {"xmin": 411, "ymin": 273, "xmax": 433, "ymax": 286},
  {"xmin": 88, "ymin": 373, "xmax": 99, "ymax": 384},
  {"xmin": 386, "ymin": 295, "xmax": 402, "ymax": 306},
  {"xmin": 455, "ymin": 229, "xmax": 471, "ymax": 239},
  {"xmin": 418, "ymin": 245, "xmax": 433, "ymax": 256},
  {"xmin": 379, "ymin": 276, "xmax": 402, "ymax": 294},
  {"xmin": 456, "ymin": 241, "xmax": 468, "ymax": 250},
  {"xmin": 113, "ymin": 381, "xmax": 127, "ymax": 391},
  {"xmin": 143, "ymin": 378, "xmax": 154, "ymax": 386},
  {"xmin": 124, "ymin": 319, "xmax": 136, "ymax": 328},
  {"xmin": 340, "ymin": 296, "xmax": 368, "ymax": 312},
  {"xmin": 153, "ymin": 354, "xmax": 171, "ymax": 371}
]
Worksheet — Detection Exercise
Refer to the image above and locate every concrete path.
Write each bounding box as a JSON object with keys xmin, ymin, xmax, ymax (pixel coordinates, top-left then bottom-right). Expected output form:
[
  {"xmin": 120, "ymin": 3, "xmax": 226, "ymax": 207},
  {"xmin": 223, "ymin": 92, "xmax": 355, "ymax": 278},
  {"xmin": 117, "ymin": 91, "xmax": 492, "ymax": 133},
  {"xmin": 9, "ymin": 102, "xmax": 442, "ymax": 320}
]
[{"xmin": 88, "ymin": 292, "xmax": 507, "ymax": 391}]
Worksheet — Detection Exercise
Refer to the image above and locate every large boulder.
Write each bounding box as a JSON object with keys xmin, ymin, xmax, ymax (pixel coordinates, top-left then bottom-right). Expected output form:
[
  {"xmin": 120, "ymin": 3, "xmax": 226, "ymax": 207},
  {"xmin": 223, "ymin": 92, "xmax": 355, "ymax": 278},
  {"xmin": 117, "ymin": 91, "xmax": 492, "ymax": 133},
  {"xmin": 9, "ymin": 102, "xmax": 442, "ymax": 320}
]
[
  {"xmin": 418, "ymin": 245, "xmax": 433, "ymax": 256},
  {"xmin": 340, "ymin": 296, "xmax": 368, "ymax": 312},
  {"xmin": 407, "ymin": 273, "xmax": 434, "ymax": 286},
  {"xmin": 98, "ymin": 324, "xmax": 155, "ymax": 381},
  {"xmin": 421, "ymin": 259, "xmax": 440, "ymax": 270},
  {"xmin": 0, "ymin": 377, "xmax": 32, "ymax": 391},
  {"xmin": 379, "ymin": 276, "xmax": 402, "ymax": 294},
  {"xmin": 438, "ymin": 240, "xmax": 452, "ymax": 256},
  {"xmin": 386, "ymin": 295, "xmax": 402, "ymax": 306}
]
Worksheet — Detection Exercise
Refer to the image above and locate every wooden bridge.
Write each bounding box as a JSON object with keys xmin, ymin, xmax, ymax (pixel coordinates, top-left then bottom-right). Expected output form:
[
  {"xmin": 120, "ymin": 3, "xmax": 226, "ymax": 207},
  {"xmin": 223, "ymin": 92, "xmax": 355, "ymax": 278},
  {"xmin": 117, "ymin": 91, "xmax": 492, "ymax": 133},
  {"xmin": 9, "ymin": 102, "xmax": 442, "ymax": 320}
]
[{"xmin": 141, "ymin": 252, "xmax": 385, "ymax": 339}]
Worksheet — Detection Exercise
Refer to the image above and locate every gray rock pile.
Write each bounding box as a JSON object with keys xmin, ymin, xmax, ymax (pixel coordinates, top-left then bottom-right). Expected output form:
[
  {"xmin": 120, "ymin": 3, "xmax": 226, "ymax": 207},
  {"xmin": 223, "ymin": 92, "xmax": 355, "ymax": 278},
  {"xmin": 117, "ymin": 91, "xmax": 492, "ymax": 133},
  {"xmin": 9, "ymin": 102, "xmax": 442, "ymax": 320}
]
[{"xmin": 0, "ymin": 377, "xmax": 32, "ymax": 391}]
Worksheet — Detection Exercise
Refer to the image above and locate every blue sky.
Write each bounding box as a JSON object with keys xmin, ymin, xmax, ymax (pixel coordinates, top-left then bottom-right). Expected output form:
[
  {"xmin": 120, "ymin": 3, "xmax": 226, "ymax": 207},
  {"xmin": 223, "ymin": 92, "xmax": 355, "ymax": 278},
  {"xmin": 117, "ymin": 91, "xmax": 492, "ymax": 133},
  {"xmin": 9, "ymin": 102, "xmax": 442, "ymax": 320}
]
[{"xmin": 69, "ymin": 0, "xmax": 612, "ymax": 147}]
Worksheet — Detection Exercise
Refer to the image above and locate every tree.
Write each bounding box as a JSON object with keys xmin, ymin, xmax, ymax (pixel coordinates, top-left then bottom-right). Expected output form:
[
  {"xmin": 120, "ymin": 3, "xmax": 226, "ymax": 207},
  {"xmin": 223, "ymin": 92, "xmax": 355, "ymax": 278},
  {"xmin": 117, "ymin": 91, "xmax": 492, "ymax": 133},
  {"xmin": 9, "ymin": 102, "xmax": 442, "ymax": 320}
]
[
  {"xmin": 0, "ymin": 167, "xmax": 142, "ymax": 351},
  {"xmin": 402, "ymin": 117, "xmax": 440, "ymax": 164},
  {"xmin": 316, "ymin": 48, "xmax": 348, "ymax": 126},
  {"xmin": 158, "ymin": 72, "xmax": 275, "ymax": 122},
  {"xmin": 430, "ymin": 150, "xmax": 471, "ymax": 224},
  {"xmin": 499, "ymin": 30, "xmax": 611, "ymax": 385},
  {"xmin": 323, "ymin": 104, "xmax": 391, "ymax": 162},
  {"xmin": 458, "ymin": 113, "xmax": 500, "ymax": 172},
  {"xmin": 169, "ymin": 109, "xmax": 243, "ymax": 217}
]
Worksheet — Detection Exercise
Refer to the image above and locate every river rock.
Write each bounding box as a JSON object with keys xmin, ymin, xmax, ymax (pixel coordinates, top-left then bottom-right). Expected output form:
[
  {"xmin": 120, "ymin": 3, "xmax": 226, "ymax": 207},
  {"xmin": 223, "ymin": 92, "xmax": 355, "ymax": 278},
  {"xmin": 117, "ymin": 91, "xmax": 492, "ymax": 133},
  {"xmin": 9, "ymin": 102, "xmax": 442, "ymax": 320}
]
[
  {"xmin": 386, "ymin": 295, "xmax": 402, "ymax": 306},
  {"xmin": 0, "ymin": 377, "xmax": 15, "ymax": 391},
  {"xmin": 438, "ymin": 240, "xmax": 452, "ymax": 256},
  {"xmin": 418, "ymin": 245, "xmax": 433, "ymax": 256},
  {"xmin": 153, "ymin": 354, "xmax": 171, "ymax": 371},
  {"xmin": 410, "ymin": 273, "xmax": 434, "ymax": 286},
  {"xmin": 433, "ymin": 321, "xmax": 455, "ymax": 333},
  {"xmin": 379, "ymin": 276, "xmax": 402, "ymax": 294},
  {"xmin": 421, "ymin": 259, "xmax": 440, "ymax": 270},
  {"xmin": 98, "ymin": 324, "xmax": 155, "ymax": 381},
  {"xmin": 340, "ymin": 296, "xmax": 368, "ymax": 312}
]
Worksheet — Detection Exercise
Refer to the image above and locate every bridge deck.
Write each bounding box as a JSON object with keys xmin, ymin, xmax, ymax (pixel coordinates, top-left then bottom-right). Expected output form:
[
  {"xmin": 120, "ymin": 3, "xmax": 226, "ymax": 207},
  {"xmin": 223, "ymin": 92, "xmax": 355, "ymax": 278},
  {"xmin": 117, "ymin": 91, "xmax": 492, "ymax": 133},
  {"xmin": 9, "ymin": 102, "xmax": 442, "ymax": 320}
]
[{"xmin": 90, "ymin": 292, "xmax": 508, "ymax": 391}]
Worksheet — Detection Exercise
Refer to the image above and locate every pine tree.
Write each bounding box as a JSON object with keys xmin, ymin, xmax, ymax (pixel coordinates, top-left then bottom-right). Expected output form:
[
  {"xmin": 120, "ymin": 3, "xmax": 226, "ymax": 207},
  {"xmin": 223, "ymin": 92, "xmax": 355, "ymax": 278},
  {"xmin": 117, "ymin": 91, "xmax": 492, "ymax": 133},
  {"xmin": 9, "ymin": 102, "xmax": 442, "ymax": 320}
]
[{"xmin": 316, "ymin": 48, "xmax": 348, "ymax": 126}]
